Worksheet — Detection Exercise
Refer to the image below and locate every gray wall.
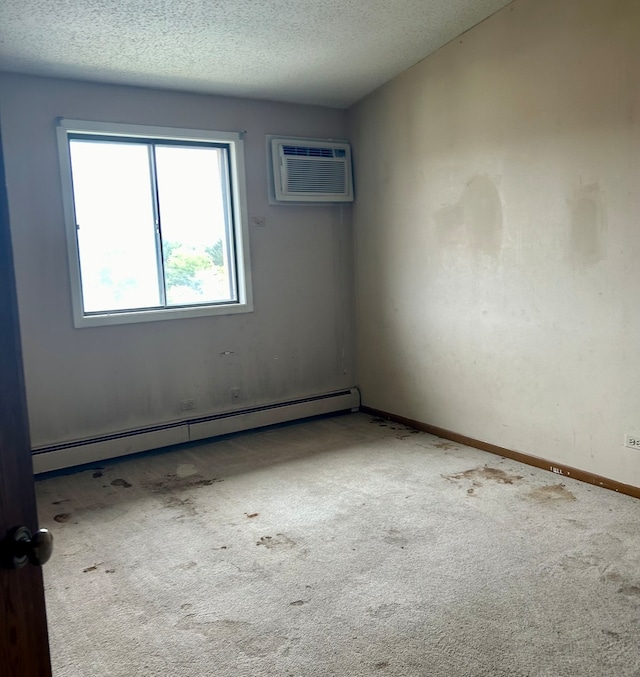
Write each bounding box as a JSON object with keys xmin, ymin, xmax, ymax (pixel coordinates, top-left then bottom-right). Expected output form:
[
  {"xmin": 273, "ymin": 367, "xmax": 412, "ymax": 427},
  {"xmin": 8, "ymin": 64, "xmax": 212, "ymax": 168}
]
[
  {"xmin": 349, "ymin": 0, "xmax": 640, "ymax": 486},
  {"xmin": 0, "ymin": 74, "xmax": 355, "ymax": 448}
]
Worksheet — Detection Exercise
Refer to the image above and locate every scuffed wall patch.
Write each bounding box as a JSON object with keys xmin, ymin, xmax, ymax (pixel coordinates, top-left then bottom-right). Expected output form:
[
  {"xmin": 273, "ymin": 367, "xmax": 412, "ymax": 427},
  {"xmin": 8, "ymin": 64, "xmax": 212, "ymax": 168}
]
[
  {"xmin": 434, "ymin": 175, "xmax": 503, "ymax": 256},
  {"xmin": 569, "ymin": 182, "xmax": 607, "ymax": 266}
]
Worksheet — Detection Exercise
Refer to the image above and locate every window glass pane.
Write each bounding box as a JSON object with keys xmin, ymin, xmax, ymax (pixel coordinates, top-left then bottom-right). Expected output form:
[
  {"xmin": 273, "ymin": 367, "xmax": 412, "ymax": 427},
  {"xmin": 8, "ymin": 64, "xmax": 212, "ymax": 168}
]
[
  {"xmin": 154, "ymin": 145, "xmax": 235, "ymax": 306},
  {"xmin": 69, "ymin": 140, "xmax": 161, "ymax": 312}
]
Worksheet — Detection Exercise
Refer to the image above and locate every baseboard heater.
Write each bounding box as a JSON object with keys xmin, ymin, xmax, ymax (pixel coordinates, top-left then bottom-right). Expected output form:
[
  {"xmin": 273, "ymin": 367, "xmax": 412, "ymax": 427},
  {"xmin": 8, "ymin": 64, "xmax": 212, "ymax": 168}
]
[{"xmin": 32, "ymin": 388, "xmax": 360, "ymax": 474}]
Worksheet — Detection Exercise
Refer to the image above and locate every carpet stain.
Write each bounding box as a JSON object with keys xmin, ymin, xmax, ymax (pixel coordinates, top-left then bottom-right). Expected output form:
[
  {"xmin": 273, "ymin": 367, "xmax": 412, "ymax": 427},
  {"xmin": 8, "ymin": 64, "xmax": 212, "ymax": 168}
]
[
  {"xmin": 289, "ymin": 600, "xmax": 307, "ymax": 606},
  {"xmin": 370, "ymin": 417, "xmax": 388, "ymax": 427},
  {"xmin": 370, "ymin": 603, "xmax": 400, "ymax": 619},
  {"xmin": 375, "ymin": 662, "xmax": 390, "ymax": 670},
  {"xmin": 177, "ymin": 561, "xmax": 198, "ymax": 570},
  {"xmin": 618, "ymin": 585, "xmax": 640, "ymax": 597},
  {"xmin": 602, "ymin": 571, "xmax": 625, "ymax": 584},
  {"xmin": 92, "ymin": 470, "xmax": 103, "ymax": 478},
  {"xmin": 245, "ymin": 512, "xmax": 259, "ymax": 518},
  {"xmin": 111, "ymin": 479, "xmax": 132, "ymax": 488},
  {"xmin": 54, "ymin": 513, "xmax": 71, "ymax": 523},
  {"xmin": 446, "ymin": 466, "xmax": 523, "ymax": 485},
  {"xmin": 389, "ymin": 425, "xmax": 417, "ymax": 440},
  {"xmin": 237, "ymin": 632, "xmax": 288, "ymax": 658},
  {"xmin": 144, "ymin": 474, "xmax": 222, "ymax": 493},
  {"xmin": 528, "ymin": 484, "xmax": 576, "ymax": 503},
  {"xmin": 383, "ymin": 529, "xmax": 409, "ymax": 547},
  {"xmin": 179, "ymin": 617, "xmax": 288, "ymax": 657},
  {"xmin": 256, "ymin": 534, "xmax": 297, "ymax": 549},
  {"xmin": 52, "ymin": 499, "xmax": 69, "ymax": 505},
  {"xmin": 558, "ymin": 554, "xmax": 605, "ymax": 575},
  {"xmin": 105, "ymin": 569, "xmax": 115, "ymax": 574},
  {"xmin": 82, "ymin": 563, "xmax": 102, "ymax": 573},
  {"xmin": 66, "ymin": 502, "xmax": 128, "ymax": 524},
  {"xmin": 564, "ymin": 518, "xmax": 588, "ymax": 529},
  {"xmin": 164, "ymin": 496, "xmax": 198, "ymax": 518},
  {"xmin": 176, "ymin": 464, "xmax": 198, "ymax": 478},
  {"xmin": 433, "ymin": 441, "xmax": 458, "ymax": 450},
  {"xmin": 371, "ymin": 418, "xmax": 420, "ymax": 439}
]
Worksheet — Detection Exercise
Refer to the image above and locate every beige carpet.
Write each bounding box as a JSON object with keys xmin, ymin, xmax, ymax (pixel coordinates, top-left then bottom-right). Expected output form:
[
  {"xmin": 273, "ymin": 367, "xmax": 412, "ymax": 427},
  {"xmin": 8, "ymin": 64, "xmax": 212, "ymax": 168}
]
[{"xmin": 37, "ymin": 413, "xmax": 640, "ymax": 676}]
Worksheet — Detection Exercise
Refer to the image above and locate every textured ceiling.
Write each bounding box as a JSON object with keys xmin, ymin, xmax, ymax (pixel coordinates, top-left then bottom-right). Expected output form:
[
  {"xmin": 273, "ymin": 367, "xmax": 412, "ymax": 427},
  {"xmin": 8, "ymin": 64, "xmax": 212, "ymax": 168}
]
[{"xmin": 0, "ymin": 0, "xmax": 513, "ymax": 108}]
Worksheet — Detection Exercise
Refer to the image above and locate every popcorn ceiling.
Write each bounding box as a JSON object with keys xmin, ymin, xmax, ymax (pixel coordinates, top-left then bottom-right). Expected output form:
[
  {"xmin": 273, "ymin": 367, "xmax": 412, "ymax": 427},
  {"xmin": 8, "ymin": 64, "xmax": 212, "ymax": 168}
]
[{"xmin": 0, "ymin": 0, "xmax": 512, "ymax": 107}]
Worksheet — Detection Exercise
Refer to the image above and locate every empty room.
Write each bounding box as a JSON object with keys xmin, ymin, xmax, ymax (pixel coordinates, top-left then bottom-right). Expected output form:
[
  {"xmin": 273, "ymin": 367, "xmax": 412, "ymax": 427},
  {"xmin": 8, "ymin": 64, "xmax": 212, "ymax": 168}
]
[{"xmin": 1, "ymin": 0, "xmax": 639, "ymax": 674}]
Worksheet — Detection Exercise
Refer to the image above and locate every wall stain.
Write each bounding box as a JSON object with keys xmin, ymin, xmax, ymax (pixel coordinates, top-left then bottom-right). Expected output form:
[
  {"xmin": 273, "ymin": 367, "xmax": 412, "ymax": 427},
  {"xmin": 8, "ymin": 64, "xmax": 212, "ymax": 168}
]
[
  {"xmin": 569, "ymin": 182, "xmax": 607, "ymax": 265},
  {"xmin": 434, "ymin": 175, "xmax": 503, "ymax": 256}
]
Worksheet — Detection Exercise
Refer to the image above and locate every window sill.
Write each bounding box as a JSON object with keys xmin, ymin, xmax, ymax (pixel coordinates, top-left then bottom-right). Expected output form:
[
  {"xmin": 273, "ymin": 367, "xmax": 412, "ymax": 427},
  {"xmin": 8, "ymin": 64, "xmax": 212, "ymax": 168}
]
[{"xmin": 73, "ymin": 300, "xmax": 254, "ymax": 328}]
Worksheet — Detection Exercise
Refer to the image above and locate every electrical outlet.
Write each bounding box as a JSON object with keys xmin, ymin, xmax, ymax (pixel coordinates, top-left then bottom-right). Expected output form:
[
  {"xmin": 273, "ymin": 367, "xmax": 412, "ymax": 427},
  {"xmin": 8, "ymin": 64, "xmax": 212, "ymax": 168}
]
[
  {"xmin": 625, "ymin": 434, "xmax": 640, "ymax": 449},
  {"xmin": 231, "ymin": 388, "xmax": 241, "ymax": 401},
  {"xmin": 180, "ymin": 399, "xmax": 197, "ymax": 412}
]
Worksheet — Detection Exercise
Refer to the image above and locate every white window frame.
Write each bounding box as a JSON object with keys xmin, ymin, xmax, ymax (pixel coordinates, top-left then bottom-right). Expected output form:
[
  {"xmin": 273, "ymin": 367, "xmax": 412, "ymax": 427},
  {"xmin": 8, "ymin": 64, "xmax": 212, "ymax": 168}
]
[{"xmin": 56, "ymin": 119, "xmax": 253, "ymax": 328}]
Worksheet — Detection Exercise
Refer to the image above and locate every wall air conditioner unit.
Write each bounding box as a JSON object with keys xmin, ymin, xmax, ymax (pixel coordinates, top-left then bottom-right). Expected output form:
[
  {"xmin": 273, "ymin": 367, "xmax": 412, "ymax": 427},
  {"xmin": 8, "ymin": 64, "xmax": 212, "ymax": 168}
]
[{"xmin": 269, "ymin": 137, "xmax": 354, "ymax": 203}]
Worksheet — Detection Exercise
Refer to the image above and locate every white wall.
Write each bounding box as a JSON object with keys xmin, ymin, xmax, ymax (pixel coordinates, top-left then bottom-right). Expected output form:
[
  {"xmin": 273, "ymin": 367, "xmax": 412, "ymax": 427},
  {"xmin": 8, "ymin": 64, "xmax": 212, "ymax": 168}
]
[
  {"xmin": 0, "ymin": 74, "xmax": 354, "ymax": 448},
  {"xmin": 349, "ymin": 0, "xmax": 640, "ymax": 486}
]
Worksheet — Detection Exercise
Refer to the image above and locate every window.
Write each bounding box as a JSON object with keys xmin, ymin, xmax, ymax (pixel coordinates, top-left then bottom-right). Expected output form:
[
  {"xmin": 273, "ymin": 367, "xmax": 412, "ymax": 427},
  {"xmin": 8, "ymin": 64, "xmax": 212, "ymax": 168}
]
[{"xmin": 57, "ymin": 120, "xmax": 252, "ymax": 327}]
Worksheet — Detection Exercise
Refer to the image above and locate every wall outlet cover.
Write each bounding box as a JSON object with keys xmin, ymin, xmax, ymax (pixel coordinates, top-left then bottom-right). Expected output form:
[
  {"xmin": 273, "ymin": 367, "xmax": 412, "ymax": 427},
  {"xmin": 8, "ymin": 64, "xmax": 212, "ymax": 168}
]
[{"xmin": 624, "ymin": 434, "xmax": 640, "ymax": 449}]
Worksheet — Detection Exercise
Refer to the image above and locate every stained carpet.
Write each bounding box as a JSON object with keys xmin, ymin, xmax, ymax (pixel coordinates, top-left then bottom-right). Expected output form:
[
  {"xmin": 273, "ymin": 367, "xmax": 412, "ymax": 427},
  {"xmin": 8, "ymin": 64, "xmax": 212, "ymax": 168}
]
[{"xmin": 37, "ymin": 413, "xmax": 640, "ymax": 676}]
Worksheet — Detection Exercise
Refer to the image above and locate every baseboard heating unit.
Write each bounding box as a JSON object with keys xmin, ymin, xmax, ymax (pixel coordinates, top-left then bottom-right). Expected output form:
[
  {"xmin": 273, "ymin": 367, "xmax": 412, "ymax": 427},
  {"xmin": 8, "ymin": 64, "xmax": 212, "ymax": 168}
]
[{"xmin": 32, "ymin": 388, "xmax": 360, "ymax": 474}]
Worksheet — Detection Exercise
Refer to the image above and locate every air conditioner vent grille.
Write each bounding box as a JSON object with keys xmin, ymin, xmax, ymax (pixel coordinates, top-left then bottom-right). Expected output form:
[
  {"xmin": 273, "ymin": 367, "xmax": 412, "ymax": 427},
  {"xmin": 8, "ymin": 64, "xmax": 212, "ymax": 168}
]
[
  {"xmin": 285, "ymin": 159, "xmax": 346, "ymax": 193},
  {"xmin": 269, "ymin": 136, "xmax": 354, "ymax": 203},
  {"xmin": 283, "ymin": 145, "xmax": 334, "ymax": 158}
]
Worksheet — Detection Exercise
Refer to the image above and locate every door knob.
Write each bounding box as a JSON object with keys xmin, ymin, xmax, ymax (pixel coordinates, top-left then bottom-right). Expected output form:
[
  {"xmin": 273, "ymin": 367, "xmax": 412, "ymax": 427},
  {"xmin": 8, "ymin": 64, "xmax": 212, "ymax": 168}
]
[{"xmin": 1, "ymin": 526, "xmax": 54, "ymax": 569}]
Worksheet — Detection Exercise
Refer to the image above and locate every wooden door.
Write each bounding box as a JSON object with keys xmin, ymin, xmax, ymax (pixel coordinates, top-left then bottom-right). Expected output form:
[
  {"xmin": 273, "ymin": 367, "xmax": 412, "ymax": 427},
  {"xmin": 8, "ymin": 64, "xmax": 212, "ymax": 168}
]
[{"xmin": 0, "ymin": 131, "xmax": 52, "ymax": 674}]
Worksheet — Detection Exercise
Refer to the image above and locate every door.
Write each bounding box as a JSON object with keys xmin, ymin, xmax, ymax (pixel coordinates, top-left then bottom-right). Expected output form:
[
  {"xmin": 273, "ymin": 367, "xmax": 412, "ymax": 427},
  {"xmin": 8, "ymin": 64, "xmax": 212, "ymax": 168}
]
[{"xmin": 0, "ymin": 131, "xmax": 53, "ymax": 675}]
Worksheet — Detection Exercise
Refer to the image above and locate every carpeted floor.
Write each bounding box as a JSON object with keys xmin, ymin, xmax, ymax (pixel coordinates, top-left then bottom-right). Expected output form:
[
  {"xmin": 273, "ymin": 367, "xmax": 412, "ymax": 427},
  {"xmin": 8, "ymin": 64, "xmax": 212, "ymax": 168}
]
[{"xmin": 37, "ymin": 413, "xmax": 640, "ymax": 676}]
